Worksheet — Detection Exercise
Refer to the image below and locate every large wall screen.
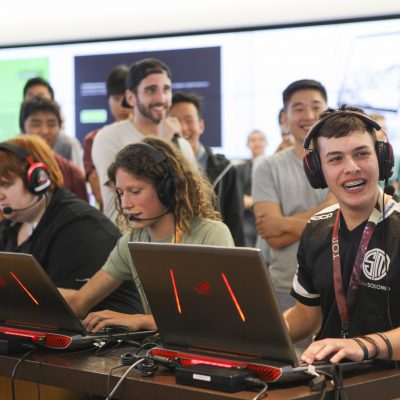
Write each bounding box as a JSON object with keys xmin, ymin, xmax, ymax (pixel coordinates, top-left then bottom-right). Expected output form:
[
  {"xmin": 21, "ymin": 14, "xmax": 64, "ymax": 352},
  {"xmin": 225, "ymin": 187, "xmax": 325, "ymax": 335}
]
[{"xmin": 0, "ymin": 17, "xmax": 399, "ymax": 158}]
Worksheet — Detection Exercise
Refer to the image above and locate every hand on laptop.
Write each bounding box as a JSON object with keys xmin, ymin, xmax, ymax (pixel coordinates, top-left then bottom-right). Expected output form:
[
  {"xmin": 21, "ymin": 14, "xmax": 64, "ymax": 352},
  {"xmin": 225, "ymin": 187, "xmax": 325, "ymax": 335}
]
[
  {"xmin": 83, "ymin": 309, "xmax": 157, "ymax": 333},
  {"xmin": 300, "ymin": 338, "xmax": 368, "ymax": 364}
]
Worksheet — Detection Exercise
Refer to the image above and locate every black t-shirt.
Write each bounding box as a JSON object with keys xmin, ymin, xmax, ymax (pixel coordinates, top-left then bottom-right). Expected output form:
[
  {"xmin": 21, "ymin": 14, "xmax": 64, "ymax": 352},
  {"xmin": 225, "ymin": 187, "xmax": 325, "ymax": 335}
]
[
  {"xmin": 291, "ymin": 200, "xmax": 400, "ymax": 339},
  {"xmin": 0, "ymin": 189, "xmax": 143, "ymax": 314}
]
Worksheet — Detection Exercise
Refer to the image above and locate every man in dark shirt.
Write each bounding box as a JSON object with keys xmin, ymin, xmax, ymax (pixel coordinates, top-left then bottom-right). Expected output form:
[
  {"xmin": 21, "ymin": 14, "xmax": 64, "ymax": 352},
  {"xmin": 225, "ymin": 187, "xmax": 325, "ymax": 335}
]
[{"xmin": 170, "ymin": 92, "xmax": 245, "ymax": 246}]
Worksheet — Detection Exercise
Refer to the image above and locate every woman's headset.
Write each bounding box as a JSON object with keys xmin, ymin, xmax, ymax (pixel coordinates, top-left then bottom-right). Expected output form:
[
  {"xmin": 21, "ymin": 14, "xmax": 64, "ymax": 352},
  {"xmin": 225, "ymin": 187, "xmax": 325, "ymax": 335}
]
[{"xmin": 128, "ymin": 142, "xmax": 174, "ymax": 208}]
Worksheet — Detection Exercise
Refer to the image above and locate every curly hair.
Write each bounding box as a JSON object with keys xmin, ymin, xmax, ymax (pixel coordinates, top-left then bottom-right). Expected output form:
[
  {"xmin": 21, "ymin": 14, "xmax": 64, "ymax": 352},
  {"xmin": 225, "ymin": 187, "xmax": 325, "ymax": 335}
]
[
  {"xmin": 108, "ymin": 137, "xmax": 220, "ymax": 234},
  {"xmin": 0, "ymin": 135, "xmax": 63, "ymax": 191}
]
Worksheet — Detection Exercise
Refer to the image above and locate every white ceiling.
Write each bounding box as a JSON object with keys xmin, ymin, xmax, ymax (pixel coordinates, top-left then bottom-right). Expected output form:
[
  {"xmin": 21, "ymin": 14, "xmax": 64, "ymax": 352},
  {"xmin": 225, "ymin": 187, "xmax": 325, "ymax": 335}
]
[{"xmin": 1, "ymin": 0, "xmax": 399, "ymax": 47}]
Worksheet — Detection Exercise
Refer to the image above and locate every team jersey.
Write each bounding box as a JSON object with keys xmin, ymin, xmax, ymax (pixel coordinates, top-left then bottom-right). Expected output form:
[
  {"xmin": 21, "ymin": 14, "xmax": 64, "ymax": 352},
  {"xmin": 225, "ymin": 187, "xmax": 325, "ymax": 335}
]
[{"xmin": 291, "ymin": 199, "xmax": 400, "ymax": 339}]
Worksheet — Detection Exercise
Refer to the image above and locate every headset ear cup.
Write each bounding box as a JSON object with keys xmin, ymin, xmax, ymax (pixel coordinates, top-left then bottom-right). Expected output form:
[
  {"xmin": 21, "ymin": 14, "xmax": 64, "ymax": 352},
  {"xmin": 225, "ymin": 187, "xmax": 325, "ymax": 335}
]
[
  {"xmin": 303, "ymin": 151, "xmax": 327, "ymax": 189},
  {"xmin": 375, "ymin": 141, "xmax": 394, "ymax": 181},
  {"xmin": 26, "ymin": 164, "xmax": 51, "ymax": 195},
  {"xmin": 157, "ymin": 170, "xmax": 174, "ymax": 208}
]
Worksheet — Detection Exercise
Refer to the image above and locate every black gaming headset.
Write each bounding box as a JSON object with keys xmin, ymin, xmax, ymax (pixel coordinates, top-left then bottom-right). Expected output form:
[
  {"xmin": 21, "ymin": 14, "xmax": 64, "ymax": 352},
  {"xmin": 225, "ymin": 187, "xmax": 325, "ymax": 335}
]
[
  {"xmin": 303, "ymin": 110, "xmax": 394, "ymax": 189},
  {"xmin": 0, "ymin": 142, "xmax": 51, "ymax": 195},
  {"xmin": 130, "ymin": 142, "xmax": 174, "ymax": 208}
]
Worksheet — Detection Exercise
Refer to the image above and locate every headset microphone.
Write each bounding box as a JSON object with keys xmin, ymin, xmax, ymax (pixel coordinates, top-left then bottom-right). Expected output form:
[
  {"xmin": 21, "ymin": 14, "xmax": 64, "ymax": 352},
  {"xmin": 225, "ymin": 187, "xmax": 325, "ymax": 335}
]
[
  {"xmin": 2, "ymin": 195, "xmax": 43, "ymax": 215},
  {"xmin": 128, "ymin": 210, "xmax": 170, "ymax": 222}
]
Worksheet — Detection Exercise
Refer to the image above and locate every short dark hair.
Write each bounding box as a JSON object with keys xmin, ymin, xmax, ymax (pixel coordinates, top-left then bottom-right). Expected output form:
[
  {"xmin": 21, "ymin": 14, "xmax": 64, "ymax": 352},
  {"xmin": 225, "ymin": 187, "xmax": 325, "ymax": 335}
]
[
  {"xmin": 126, "ymin": 58, "xmax": 172, "ymax": 93},
  {"xmin": 318, "ymin": 106, "xmax": 376, "ymax": 139},
  {"xmin": 19, "ymin": 96, "xmax": 62, "ymax": 133},
  {"xmin": 172, "ymin": 92, "xmax": 203, "ymax": 118},
  {"xmin": 23, "ymin": 77, "xmax": 54, "ymax": 100},
  {"xmin": 309, "ymin": 106, "xmax": 377, "ymax": 150},
  {"xmin": 282, "ymin": 79, "xmax": 327, "ymax": 109},
  {"xmin": 106, "ymin": 65, "xmax": 128, "ymax": 97}
]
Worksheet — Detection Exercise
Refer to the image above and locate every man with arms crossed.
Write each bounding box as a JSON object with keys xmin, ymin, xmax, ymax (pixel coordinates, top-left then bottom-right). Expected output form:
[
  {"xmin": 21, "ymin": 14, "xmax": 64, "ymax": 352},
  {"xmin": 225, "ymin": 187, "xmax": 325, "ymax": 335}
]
[
  {"xmin": 287, "ymin": 107, "xmax": 400, "ymax": 364},
  {"xmin": 253, "ymin": 79, "xmax": 335, "ymax": 311}
]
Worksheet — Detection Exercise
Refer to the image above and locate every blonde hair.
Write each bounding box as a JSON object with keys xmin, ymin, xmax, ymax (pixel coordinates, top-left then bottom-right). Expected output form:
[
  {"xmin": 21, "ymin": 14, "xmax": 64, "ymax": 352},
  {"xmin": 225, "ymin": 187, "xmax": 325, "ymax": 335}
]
[
  {"xmin": 108, "ymin": 137, "xmax": 220, "ymax": 234},
  {"xmin": 0, "ymin": 135, "xmax": 63, "ymax": 190}
]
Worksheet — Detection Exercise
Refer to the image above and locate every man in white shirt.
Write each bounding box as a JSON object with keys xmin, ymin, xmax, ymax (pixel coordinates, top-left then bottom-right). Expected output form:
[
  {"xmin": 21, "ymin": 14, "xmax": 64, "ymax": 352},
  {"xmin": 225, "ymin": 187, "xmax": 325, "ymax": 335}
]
[{"xmin": 92, "ymin": 58, "xmax": 195, "ymax": 224}]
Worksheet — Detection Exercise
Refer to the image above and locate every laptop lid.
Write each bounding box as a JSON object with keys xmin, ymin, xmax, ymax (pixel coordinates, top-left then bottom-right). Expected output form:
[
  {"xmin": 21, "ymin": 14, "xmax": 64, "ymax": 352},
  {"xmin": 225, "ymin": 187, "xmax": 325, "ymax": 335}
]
[
  {"xmin": 0, "ymin": 252, "xmax": 86, "ymax": 334},
  {"xmin": 129, "ymin": 243, "xmax": 299, "ymax": 366}
]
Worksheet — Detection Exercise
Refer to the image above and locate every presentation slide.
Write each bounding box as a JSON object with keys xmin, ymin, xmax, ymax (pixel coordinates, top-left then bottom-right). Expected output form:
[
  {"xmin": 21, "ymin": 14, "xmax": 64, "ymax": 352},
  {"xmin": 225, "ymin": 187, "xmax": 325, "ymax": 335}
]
[{"xmin": 0, "ymin": 17, "xmax": 399, "ymax": 159}]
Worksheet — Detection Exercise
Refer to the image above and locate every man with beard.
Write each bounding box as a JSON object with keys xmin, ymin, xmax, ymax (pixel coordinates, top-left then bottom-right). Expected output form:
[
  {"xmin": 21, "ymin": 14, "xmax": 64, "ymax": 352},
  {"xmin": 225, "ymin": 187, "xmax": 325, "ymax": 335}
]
[{"xmin": 92, "ymin": 58, "xmax": 195, "ymax": 224}]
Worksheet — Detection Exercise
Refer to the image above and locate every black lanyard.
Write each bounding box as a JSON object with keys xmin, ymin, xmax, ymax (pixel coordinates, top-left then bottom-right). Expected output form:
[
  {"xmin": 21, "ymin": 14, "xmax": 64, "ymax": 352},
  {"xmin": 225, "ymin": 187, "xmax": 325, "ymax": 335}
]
[{"xmin": 332, "ymin": 207, "xmax": 381, "ymax": 338}]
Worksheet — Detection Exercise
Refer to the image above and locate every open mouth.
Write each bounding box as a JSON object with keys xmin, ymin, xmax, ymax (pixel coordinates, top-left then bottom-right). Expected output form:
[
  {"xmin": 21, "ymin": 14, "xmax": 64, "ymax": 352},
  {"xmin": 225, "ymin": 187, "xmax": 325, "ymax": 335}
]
[
  {"xmin": 343, "ymin": 179, "xmax": 366, "ymax": 191},
  {"xmin": 151, "ymin": 104, "xmax": 167, "ymax": 112}
]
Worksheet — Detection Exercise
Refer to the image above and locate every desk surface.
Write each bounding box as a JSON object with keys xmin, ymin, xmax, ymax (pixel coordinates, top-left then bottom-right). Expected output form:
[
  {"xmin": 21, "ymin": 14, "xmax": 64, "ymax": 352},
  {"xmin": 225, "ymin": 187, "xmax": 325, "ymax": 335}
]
[{"xmin": 0, "ymin": 347, "xmax": 399, "ymax": 400}]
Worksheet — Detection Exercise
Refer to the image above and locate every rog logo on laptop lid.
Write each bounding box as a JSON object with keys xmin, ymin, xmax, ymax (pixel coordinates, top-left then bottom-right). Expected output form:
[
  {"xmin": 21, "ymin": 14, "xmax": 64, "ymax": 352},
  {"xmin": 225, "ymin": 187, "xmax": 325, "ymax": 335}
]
[{"xmin": 129, "ymin": 242, "xmax": 298, "ymax": 366}]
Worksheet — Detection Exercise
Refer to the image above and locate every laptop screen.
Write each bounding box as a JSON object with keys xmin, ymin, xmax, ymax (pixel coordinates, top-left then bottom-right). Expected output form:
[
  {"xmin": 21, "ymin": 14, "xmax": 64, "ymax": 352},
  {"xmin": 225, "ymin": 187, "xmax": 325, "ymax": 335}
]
[
  {"xmin": 0, "ymin": 252, "xmax": 86, "ymax": 334},
  {"xmin": 129, "ymin": 243, "xmax": 298, "ymax": 365}
]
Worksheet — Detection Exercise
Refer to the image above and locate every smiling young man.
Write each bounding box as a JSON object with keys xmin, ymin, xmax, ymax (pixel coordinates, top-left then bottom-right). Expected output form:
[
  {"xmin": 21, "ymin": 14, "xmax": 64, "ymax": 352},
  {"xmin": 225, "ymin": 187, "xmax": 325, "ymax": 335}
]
[
  {"xmin": 252, "ymin": 79, "xmax": 336, "ymax": 311},
  {"xmin": 170, "ymin": 92, "xmax": 245, "ymax": 246},
  {"xmin": 23, "ymin": 77, "xmax": 84, "ymax": 170},
  {"xmin": 286, "ymin": 106, "xmax": 400, "ymax": 364},
  {"xmin": 20, "ymin": 97, "xmax": 88, "ymax": 202},
  {"xmin": 92, "ymin": 58, "xmax": 195, "ymax": 224}
]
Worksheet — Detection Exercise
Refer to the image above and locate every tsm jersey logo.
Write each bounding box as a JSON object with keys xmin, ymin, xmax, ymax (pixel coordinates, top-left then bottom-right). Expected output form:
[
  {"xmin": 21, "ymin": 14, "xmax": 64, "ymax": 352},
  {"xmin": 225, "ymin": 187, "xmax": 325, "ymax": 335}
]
[{"xmin": 362, "ymin": 249, "xmax": 390, "ymax": 281}]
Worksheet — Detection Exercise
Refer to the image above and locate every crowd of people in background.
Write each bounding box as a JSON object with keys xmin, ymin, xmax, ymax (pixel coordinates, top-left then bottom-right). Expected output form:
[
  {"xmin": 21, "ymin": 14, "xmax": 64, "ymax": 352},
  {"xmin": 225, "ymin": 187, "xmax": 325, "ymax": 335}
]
[{"xmin": 1, "ymin": 57, "xmax": 400, "ymax": 364}]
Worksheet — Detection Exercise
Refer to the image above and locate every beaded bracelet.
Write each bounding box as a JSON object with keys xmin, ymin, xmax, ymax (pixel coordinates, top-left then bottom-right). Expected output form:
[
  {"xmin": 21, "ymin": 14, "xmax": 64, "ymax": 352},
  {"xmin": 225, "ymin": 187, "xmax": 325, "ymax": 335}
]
[
  {"xmin": 375, "ymin": 332, "xmax": 393, "ymax": 361},
  {"xmin": 352, "ymin": 337, "xmax": 369, "ymax": 360},
  {"xmin": 360, "ymin": 336, "xmax": 381, "ymax": 358}
]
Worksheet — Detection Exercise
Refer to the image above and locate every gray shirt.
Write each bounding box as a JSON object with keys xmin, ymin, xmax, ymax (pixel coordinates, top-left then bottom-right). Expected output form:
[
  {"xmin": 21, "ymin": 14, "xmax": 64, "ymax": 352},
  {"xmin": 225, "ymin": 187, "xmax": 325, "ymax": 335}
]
[{"xmin": 252, "ymin": 147, "xmax": 329, "ymax": 293}]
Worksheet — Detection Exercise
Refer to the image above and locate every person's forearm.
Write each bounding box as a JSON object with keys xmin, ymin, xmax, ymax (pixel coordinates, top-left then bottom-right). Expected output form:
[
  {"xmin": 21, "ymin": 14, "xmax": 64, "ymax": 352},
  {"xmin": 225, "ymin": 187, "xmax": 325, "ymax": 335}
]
[
  {"xmin": 137, "ymin": 314, "xmax": 157, "ymax": 330},
  {"xmin": 284, "ymin": 304, "xmax": 322, "ymax": 343},
  {"xmin": 265, "ymin": 216, "xmax": 308, "ymax": 248}
]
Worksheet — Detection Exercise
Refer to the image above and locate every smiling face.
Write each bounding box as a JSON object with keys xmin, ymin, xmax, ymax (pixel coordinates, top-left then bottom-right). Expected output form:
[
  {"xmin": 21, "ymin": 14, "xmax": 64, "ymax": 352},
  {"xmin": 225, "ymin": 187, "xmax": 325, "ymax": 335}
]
[
  {"xmin": 169, "ymin": 101, "xmax": 205, "ymax": 154},
  {"xmin": 318, "ymin": 130, "xmax": 380, "ymax": 219},
  {"xmin": 23, "ymin": 111, "xmax": 60, "ymax": 148},
  {"xmin": 283, "ymin": 89, "xmax": 326, "ymax": 147},
  {"xmin": 125, "ymin": 72, "xmax": 172, "ymax": 125},
  {"xmin": 115, "ymin": 168, "xmax": 170, "ymax": 231}
]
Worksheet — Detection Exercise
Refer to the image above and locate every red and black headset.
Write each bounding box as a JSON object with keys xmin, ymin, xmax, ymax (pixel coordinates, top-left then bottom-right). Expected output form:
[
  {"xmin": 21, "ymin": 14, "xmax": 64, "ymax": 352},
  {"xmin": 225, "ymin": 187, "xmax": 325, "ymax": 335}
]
[
  {"xmin": 303, "ymin": 109, "xmax": 394, "ymax": 189},
  {"xmin": 0, "ymin": 142, "xmax": 51, "ymax": 195}
]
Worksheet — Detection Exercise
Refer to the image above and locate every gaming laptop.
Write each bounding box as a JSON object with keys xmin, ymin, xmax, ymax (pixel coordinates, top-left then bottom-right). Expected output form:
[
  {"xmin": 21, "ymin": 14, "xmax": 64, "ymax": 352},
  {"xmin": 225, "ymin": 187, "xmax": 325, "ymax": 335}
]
[
  {"xmin": 129, "ymin": 243, "xmax": 371, "ymax": 382},
  {"xmin": 0, "ymin": 252, "xmax": 154, "ymax": 350}
]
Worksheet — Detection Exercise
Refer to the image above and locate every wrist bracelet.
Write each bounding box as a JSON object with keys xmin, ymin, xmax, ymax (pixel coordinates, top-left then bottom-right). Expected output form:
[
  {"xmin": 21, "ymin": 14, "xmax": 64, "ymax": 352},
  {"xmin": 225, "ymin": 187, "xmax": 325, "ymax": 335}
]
[
  {"xmin": 375, "ymin": 332, "xmax": 393, "ymax": 360},
  {"xmin": 352, "ymin": 337, "xmax": 369, "ymax": 360},
  {"xmin": 360, "ymin": 336, "xmax": 380, "ymax": 358}
]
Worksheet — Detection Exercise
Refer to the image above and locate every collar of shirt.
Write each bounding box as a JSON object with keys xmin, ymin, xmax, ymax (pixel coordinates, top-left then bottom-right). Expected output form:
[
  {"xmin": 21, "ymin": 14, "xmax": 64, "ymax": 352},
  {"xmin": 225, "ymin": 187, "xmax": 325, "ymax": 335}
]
[{"xmin": 196, "ymin": 143, "xmax": 208, "ymax": 170}]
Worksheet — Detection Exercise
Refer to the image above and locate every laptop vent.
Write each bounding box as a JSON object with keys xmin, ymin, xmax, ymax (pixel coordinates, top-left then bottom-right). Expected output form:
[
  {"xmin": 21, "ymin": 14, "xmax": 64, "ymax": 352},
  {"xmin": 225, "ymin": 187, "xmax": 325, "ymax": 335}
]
[
  {"xmin": 43, "ymin": 334, "xmax": 72, "ymax": 349},
  {"xmin": 150, "ymin": 348, "xmax": 282, "ymax": 382}
]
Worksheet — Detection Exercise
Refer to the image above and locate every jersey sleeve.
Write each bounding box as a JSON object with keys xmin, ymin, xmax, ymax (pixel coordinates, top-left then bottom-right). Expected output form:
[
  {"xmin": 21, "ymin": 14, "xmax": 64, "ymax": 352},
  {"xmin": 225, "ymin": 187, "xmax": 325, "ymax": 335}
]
[{"xmin": 290, "ymin": 225, "xmax": 321, "ymax": 306}]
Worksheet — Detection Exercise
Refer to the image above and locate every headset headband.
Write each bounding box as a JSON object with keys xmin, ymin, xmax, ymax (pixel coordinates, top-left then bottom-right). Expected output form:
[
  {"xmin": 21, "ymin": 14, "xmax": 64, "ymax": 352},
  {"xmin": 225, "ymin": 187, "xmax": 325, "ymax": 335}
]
[
  {"xmin": 303, "ymin": 110, "xmax": 382, "ymax": 150},
  {"xmin": 0, "ymin": 142, "xmax": 30, "ymax": 160}
]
